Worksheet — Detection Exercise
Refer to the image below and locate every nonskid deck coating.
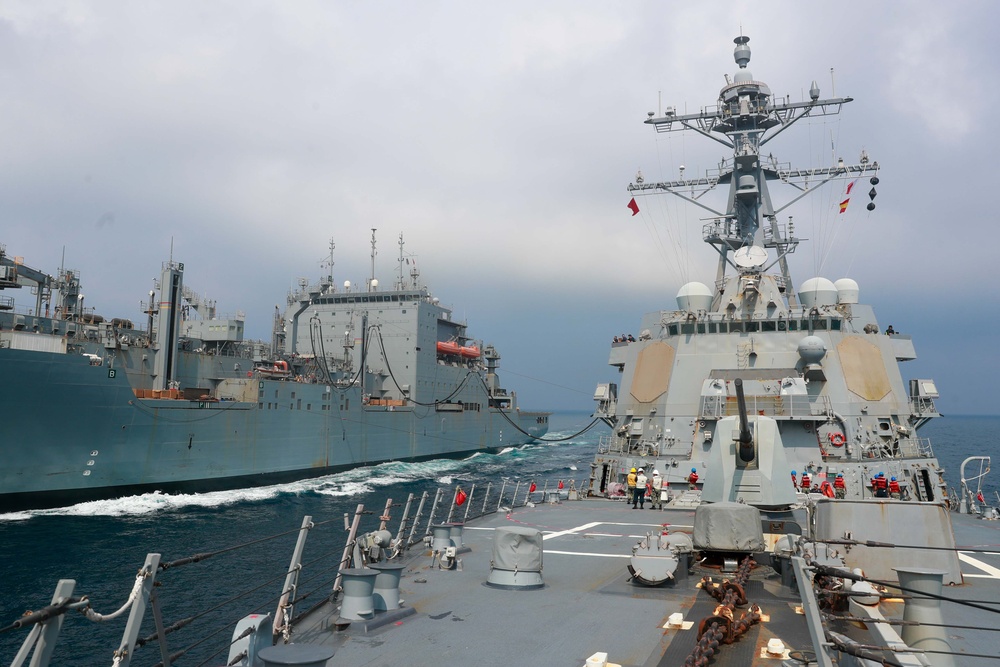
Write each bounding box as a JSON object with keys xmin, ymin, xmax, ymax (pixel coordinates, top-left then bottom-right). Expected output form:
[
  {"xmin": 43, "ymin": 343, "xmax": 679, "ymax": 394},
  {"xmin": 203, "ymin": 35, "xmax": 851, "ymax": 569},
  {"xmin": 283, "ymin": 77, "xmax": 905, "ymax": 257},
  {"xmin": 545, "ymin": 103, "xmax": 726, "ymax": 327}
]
[
  {"xmin": 294, "ymin": 498, "xmax": 703, "ymax": 666},
  {"xmin": 289, "ymin": 498, "xmax": 1000, "ymax": 666}
]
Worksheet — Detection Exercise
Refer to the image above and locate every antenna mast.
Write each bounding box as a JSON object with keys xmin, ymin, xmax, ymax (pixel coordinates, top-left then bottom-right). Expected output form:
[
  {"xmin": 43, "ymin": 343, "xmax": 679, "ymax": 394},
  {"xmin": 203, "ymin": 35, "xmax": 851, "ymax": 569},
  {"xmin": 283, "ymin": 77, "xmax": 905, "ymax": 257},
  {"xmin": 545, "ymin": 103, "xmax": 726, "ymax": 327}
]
[
  {"xmin": 368, "ymin": 228, "xmax": 377, "ymax": 292},
  {"xmin": 397, "ymin": 233, "xmax": 405, "ymax": 290}
]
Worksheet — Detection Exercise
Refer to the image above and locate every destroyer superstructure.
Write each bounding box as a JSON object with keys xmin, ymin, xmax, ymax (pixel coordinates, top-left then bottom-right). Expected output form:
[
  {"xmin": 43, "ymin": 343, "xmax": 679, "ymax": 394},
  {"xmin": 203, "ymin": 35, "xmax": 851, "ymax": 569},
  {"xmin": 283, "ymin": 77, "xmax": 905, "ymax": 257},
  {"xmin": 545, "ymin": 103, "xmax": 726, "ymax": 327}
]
[
  {"xmin": 0, "ymin": 233, "xmax": 548, "ymax": 512},
  {"xmin": 590, "ymin": 35, "xmax": 942, "ymax": 506}
]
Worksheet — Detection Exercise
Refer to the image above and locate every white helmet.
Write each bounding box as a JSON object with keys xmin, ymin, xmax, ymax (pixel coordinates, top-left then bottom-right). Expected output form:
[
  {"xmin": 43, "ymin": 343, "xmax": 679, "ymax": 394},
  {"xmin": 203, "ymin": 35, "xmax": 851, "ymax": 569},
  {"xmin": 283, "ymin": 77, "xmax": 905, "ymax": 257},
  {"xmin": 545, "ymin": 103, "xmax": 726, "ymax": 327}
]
[{"xmin": 653, "ymin": 469, "xmax": 660, "ymax": 475}]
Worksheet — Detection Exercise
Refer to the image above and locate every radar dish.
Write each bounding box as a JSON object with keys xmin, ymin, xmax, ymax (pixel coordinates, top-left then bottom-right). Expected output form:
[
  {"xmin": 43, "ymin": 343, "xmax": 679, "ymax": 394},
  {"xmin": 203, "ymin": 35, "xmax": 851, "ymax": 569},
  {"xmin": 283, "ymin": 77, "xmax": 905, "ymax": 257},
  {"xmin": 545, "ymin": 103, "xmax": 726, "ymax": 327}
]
[{"xmin": 734, "ymin": 245, "xmax": 767, "ymax": 268}]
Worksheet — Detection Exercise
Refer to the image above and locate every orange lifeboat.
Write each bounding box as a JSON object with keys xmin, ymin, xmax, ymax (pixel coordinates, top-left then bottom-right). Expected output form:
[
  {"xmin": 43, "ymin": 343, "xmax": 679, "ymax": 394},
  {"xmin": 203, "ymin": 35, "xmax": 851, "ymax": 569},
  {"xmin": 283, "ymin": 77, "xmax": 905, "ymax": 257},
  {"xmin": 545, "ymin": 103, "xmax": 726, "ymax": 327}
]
[
  {"xmin": 436, "ymin": 341, "xmax": 462, "ymax": 356},
  {"xmin": 459, "ymin": 345, "xmax": 480, "ymax": 359}
]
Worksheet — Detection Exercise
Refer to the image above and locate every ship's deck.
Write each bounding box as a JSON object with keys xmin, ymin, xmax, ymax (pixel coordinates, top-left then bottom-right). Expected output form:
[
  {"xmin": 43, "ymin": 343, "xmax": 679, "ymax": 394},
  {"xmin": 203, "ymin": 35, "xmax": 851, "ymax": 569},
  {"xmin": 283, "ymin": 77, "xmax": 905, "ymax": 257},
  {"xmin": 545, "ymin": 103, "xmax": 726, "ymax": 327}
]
[{"xmin": 285, "ymin": 497, "xmax": 1000, "ymax": 666}]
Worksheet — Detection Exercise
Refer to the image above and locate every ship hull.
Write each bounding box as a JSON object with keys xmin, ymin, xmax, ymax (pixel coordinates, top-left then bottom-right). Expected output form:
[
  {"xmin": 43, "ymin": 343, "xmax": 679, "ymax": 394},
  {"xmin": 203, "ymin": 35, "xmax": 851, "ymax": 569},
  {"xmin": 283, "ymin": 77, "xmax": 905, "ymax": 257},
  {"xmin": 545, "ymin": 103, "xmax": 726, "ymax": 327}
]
[{"xmin": 0, "ymin": 347, "xmax": 548, "ymax": 512}]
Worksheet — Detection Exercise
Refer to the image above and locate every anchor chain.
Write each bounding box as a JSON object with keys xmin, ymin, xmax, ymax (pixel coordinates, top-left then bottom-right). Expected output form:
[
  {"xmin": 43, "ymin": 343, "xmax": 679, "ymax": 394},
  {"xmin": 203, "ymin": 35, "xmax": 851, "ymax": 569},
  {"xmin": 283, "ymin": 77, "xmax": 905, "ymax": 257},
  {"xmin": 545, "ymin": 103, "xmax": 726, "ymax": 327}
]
[{"xmin": 684, "ymin": 556, "xmax": 761, "ymax": 666}]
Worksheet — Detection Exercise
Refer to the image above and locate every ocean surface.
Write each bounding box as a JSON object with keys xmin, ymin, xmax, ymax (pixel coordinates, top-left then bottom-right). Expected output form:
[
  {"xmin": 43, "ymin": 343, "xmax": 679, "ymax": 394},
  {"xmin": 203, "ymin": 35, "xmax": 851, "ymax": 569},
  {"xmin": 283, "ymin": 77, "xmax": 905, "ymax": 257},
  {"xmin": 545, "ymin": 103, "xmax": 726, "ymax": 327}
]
[{"xmin": 0, "ymin": 412, "xmax": 996, "ymax": 665}]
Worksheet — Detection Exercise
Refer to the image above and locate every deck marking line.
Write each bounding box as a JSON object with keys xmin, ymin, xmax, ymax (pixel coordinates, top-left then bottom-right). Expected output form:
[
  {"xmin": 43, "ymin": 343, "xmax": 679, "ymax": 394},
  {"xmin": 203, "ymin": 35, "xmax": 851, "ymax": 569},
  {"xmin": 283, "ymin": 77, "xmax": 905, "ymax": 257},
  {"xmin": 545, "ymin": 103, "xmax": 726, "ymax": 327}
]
[
  {"xmin": 957, "ymin": 552, "xmax": 1000, "ymax": 578},
  {"xmin": 542, "ymin": 521, "xmax": 603, "ymax": 540},
  {"xmin": 544, "ymin": 549, "xmax": 631, "ymax": 558}
]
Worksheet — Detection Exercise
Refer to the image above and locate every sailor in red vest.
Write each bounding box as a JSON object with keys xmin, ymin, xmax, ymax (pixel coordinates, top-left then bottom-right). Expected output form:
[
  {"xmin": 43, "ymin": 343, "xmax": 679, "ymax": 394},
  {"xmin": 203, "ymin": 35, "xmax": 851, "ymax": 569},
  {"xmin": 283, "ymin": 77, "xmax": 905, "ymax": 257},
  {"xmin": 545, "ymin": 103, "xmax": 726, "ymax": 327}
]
[
  {"xmin": 873, "ymin": 472, "xmax": 889, "ymax": 498},
  {"xmin": 833, "ymin": 472, "xmax": 847, "ymax": 499},
  {"xmin": 889, "ymin": 476, "xmax": 902, "ymax": 500},
  {"xmin": 790, "ymin": 470, "xmax": 798, "ymax": 489},
  {"xmin": 687, "ymin": 468, "xmax": 699, "ymax": 490},
  {"xmin": 799, "ymin": 471, "xmax": 811, "ymax": 490}
]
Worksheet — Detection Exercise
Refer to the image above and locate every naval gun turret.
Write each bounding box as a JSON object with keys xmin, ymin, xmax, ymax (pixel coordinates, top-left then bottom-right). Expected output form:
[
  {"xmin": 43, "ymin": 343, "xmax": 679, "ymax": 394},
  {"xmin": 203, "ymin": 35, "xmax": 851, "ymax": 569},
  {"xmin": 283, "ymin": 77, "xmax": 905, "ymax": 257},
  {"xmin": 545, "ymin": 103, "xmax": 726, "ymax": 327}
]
[{"xmin": 702, "ymin": 378, "xmax": 797, "ymax": 510}]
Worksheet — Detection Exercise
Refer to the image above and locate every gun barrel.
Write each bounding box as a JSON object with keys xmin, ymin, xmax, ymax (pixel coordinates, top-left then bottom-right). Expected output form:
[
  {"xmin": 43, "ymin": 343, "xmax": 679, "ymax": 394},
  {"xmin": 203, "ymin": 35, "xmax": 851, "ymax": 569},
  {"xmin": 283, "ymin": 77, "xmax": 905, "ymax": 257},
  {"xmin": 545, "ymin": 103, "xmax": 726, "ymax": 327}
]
[{"xmin": 734, "ymin": 378, "xmax": 755, "ymax": 462}]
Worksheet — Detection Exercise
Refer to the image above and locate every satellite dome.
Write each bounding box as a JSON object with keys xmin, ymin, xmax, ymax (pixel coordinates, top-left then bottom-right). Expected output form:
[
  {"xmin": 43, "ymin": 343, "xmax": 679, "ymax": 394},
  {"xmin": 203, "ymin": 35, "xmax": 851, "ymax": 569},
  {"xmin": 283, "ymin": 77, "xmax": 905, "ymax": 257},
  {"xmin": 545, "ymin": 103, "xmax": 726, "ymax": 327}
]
[
  {"xmin": 797, "ymin": 335, "xmax": 827, "ymax": 364},
  {"xmin": 676, "ymin": 282, "xmax": 713, "ymax": 312},
  {"xmin": 834, "ymin": 278, "xmax": 859, "ymax": 304},
  {"xmin": 798, "ymin": 277, "xmax": 837, "ymax": 308}
]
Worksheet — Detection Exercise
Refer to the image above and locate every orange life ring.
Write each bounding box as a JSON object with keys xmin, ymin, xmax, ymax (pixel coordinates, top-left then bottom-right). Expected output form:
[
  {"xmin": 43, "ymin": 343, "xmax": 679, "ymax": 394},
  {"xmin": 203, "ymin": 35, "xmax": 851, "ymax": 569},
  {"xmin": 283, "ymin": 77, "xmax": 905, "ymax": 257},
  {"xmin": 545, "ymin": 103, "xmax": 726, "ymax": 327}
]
[
  {"xmin": 246, "ymin": 371, "xmax": 253, "ymax": 378},
  {"xmin": 828, "ymin": 432, "xmax": 845, "ymax": 447}
]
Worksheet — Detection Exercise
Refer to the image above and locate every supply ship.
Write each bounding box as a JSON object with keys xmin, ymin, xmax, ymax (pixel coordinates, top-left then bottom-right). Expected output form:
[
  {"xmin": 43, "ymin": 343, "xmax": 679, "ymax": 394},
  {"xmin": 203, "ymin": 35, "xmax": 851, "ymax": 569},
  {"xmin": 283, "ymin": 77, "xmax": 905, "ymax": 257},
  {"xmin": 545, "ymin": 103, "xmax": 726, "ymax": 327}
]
[{"xmin": 0, "ymin": 232, "xmax": 549, "ymax": 512}]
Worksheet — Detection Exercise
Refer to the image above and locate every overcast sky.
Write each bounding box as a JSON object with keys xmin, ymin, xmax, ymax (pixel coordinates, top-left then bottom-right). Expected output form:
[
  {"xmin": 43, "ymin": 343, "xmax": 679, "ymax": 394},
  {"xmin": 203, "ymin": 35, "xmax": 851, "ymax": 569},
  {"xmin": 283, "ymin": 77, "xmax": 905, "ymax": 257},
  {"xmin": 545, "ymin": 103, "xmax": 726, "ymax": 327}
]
[{"xmin": 0, "ymin": 1, "xmax": 995, "ymax": 415}]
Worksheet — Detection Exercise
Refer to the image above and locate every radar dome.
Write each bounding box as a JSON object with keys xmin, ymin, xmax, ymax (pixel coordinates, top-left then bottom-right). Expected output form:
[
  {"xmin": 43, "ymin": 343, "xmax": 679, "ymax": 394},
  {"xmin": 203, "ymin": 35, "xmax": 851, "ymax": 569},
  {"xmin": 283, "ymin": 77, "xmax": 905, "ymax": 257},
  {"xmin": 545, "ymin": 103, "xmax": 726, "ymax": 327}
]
[
  {"xmin": 834, "ymin": 278, "xmax": 859, "ymax": 304},
  {"xmin": 797, "ymin": 336, "xmax": 827, "ymax": 364},
  {"xmin": 344, "ymin": 280, "xmax": 351, "ymax": 290},
  {"xmin": 676, "ymin": 282, "xmax": 713, "ymax": 312},
  {"xmin": 371, "ymin": 278, "xmax": 379, "ymax": 289},
  {"xmin": 798, "ymin": 277, "xmax": 837, "ymax": 308}
]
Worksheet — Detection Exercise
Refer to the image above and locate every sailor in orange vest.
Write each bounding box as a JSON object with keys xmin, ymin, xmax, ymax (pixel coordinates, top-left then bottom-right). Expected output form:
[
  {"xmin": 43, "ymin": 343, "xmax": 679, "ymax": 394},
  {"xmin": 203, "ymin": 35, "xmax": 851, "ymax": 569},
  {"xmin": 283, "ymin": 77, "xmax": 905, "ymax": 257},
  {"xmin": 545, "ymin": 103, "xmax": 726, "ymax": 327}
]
[
  {"xmin": 833, "ymin": 472, "xmax": 847, "ymax": 499},
  {"xmin": 687, "ymin": 468, "xmax": 699, "ymax": 490},
  {"xmin": 799, "ymin": 472, "xmax": 811, "ymax": 490},
  {"xmin": 872, "ymin": 472, "xmax": 889, "ymax": 498},
  {"xmin": 889, "ymin": 476, "xmax": 901, "ymax": 500}
]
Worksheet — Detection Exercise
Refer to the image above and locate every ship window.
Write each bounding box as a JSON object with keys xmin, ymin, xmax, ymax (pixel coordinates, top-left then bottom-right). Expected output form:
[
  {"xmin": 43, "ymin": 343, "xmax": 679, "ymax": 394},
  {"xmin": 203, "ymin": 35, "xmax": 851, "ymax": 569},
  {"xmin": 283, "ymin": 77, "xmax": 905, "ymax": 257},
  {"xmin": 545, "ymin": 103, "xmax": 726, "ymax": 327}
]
[
  {"xmin": 345, "ymin": 398, "xmax": 349, "ymax": 410},
  {"xmin": 747, "ymin": 322, "xmax": 759, "ymax": 332},
  {"xmin": 307, "ymin": 403, "xmax": 311, "ymax": 410},
  {"xmin": 789, "ymin": 321, "xmax": 798, "ymax": 331},
  {"xmin": 274, "ymin": 390, "xmax": 278, "ymax": 398},
  {"xmin": 708, "ymin": 323, "xmax": 718, "ymax": 333},
  {"xmin": 815, "ymin": 319, "xmax": 828, "ymax": 330},
  {"xmin": 730, "ymin": 322, "xmax": 744, "ymax": 332},
  {"xmin": 259, "ymin": 402, "xmax": 263, "ymax": 409},
  {"xmin": 402, "ymin": 309, "xmax": 406, "ymax": 314},
  {"xmin": 831, "ymin": 319, "xmax": 841, "ymax": 331},
  {"xmin": 297, "ymin": 399, "xmax": 301, "ymax": 410},
  {"xmin": 291, "ymin": 392, "xmax": 296, "ymax": 399},
  {"xmin": 668, "ymin": 324, "xmax": 678, "ymax": 336},
  {"xmin": 289, "ymin": 403, "xmax": 293, "ymax": 410},
  {"xmin": 801, "ymin": 319, "xmax": 810, "ymax": 330},
  {"xmin": 681, "ymin": 323, "xmax": 694, "ymax": 334},
  {"xmin": 697, "ymin": 323, "xmax": 706, "ymax": 334},
  {"xmin": 762, "ymin": 321, "xmax": 776, "ymax": 332}
]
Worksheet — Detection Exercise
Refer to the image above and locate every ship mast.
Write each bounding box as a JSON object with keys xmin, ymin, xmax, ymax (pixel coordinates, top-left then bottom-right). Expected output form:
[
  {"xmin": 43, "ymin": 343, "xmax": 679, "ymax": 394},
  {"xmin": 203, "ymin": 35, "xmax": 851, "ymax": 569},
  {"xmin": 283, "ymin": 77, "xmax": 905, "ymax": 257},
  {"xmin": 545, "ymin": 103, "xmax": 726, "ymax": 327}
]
[
  {"xmin": 630, "ymin": 35, "xmax": 878, "ymax": 308},
  {"xmin": 368, "ymin": 228, "xmax": 377, "ymax": 292}
]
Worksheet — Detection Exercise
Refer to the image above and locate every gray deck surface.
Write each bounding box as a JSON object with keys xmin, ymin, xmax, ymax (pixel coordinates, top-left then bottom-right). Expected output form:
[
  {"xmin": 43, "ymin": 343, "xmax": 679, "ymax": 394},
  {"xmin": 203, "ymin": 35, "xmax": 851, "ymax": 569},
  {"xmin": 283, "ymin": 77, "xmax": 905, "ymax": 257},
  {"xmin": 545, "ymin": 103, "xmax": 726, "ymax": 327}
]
[{"xmin": 286, "ymin": 497, "xmax": 1000, "ymax": 666}]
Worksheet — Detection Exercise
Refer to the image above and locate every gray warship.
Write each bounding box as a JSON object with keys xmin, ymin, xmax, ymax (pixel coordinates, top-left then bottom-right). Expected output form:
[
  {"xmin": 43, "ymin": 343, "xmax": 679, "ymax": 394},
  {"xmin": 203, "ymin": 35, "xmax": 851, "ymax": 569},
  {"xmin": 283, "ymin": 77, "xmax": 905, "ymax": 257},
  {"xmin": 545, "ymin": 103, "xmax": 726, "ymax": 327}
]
[
  {"xmin": 0, "ymin": 231, "xmax": 548, "ymax": 512},
  {"xmin": 6, "ymin": 34, "xmax": 1000, "ymax": 667}
]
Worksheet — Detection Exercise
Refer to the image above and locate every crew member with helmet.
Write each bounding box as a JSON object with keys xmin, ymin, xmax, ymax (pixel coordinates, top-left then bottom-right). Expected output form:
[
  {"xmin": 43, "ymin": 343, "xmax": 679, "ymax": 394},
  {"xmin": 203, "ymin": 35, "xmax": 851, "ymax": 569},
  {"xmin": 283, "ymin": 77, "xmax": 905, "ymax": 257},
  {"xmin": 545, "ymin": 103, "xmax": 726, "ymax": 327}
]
[
  {"xmin": 627, "ymin": 468, "xmax": 637, "ymax": 506},
  {"xmin": 650, "ymin": 470, "xmax": 664, "ymax": 509},
  {"xmin": 872, "ymin": 472, "xmax": 889, "ymax": 498},
  {"xmin": 799, "ymin": 471, "xmax": 811, "ymax": 490},
  {"xmin": 687, "ymin": 467, "xmax": 699, "ymax": 490},
  {"xmin": 833, "ymin": 472, "xmax": 847, "ymax": 499},
  {"xmin": 634, "ymin": 468, "xmax": 648, "ymax": 509},
  {"xmin": 889, "ymin": 476, "xmax": 902, "ymax": 500},
  {"xmin": 791, "ymin": 470, "xmax": 798, "ymax": 489}
]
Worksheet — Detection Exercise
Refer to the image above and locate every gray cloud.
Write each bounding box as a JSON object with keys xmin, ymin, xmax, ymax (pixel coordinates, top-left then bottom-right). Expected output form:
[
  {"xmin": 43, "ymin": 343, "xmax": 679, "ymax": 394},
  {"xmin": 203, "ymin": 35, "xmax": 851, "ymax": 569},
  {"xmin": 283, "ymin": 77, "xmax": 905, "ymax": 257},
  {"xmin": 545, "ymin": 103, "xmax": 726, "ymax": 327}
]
[{"xmin": 0, "ymin": 1, "xmax": 994, "ymax": 413}]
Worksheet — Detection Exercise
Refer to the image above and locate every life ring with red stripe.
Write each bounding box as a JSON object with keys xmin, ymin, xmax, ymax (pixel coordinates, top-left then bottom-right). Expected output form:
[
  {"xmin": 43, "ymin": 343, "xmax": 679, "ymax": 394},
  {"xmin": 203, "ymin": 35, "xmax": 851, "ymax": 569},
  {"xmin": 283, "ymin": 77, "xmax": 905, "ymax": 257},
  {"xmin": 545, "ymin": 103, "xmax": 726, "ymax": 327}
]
[{"xmin": 828, "ymin": 432, "xmax": 846, "ymax": 447}]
